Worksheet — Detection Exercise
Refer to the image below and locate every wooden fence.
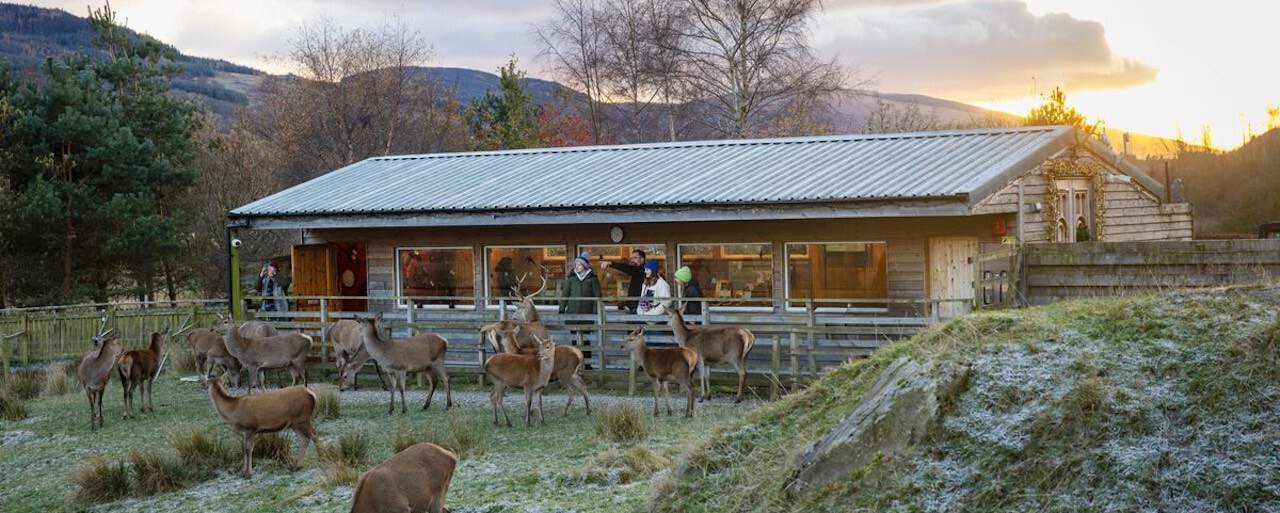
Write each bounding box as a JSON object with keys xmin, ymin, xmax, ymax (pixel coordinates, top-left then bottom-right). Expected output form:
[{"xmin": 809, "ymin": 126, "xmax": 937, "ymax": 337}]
[{"xmin": 1022, "ymin": 239, "xmax": 1280, "ymax": 305}]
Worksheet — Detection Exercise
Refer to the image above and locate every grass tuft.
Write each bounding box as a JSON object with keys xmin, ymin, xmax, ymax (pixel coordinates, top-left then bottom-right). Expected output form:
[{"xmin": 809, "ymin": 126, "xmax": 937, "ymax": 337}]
[
  {"xmin": 167, "ymin": 428, "xmax": 238, "ymax": 471},
  {"xmin": 253, "ymin": 432, "xmax": 296, "ymax": 468},
  {"xmin": 42, "ymin": 365, "xmax": 71, "ymax": 397},
  {"xmin": 315, "ymin": 388, "xmax": 340, "ymax": 420},
  {"xmin": 70, "ymin": 457, "xmax": 131, "ymax": 504},
  {"xmin": 594, "ymin": 404, "xmax": 648, "ymax": 444},
  {"xmin": 170, "ymin": 347, "xmax": 198, "ymax": 375},
  {"xmin": 2, "ymin": 371, "xmax": 42, "ymax": 400},
  {"xmin": 128, "ymin": 449, "xmax": 198, "ymax": 496},
  {"xmin": 320, "ymin": 432, "xmax": 369, "ymax": 468},
  {"xmin": 0, "ymin": 389, "xmax": 28, "ymax": 421},
  {"xmin": 390, "ymin": 415, "xmax": 488, "ymax": 460},
  {"xmin": 575, "ymin": 446, "xmax": 672, "ymax": 485}
]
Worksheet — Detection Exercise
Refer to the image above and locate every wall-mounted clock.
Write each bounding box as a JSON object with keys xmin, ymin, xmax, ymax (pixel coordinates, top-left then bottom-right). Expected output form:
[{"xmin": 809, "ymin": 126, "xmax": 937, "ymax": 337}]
[{"xmin": 609, "ymin": 225, "xmax": 625, "ymax": 243}]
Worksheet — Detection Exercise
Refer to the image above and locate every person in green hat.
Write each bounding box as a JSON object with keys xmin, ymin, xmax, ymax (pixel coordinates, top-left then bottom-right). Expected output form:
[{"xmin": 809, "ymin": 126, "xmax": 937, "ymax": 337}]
[{"xmin": 673, "ymin": 265, "xmax": 703, "ymax": 315}]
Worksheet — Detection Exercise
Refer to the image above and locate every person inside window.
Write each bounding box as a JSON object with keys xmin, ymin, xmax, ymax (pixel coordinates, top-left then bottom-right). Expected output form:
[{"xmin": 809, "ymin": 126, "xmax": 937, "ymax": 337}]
[
  {"xmin": 673, "ymin": 265, "xmax": 703, "ymax": 315},
  {"xmin": 638, "ymin": 260, "xmax": 671, "ymax": 316},
  {"xmin": 601, "ymin": 249, "xmax": 647, "ymax": 313},
  {"xmin": 494, "ymin": 256, "xmax": 517, "ymax": 297}
]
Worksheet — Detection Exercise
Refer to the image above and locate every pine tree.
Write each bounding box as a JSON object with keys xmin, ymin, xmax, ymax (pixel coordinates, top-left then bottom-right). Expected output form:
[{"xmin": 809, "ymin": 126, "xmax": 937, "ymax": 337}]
[
  {"xmin": 465, "ymin": 59, "xmax": 542, "ymax": 150},
  {"xmin": 1025, "ymin": 87, "xmax": 1102, "ymax": 136}
]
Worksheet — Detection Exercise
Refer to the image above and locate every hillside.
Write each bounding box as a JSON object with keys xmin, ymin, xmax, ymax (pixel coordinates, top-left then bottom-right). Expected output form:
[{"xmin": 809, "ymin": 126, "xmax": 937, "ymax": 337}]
[
  {"xmin": 1152, "ymin": 127, "xmax": 1280, "ymax": 236},
  {"xmin": 653, "ymin": 285, "xmax": 1280, "ymax": 512}
]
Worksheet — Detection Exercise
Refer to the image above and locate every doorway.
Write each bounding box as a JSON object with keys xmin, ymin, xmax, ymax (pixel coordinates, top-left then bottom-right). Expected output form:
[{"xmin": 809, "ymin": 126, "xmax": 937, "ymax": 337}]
[{"xmin": 928, "ymin": 237, "xmax": 977, "ymax": 319}]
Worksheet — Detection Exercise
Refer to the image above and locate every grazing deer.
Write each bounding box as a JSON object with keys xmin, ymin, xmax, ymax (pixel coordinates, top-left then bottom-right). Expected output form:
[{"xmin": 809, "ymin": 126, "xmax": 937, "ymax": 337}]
[
  {"xmin": 484, "ymin": 333, "xmax": 556, "ymax": 427},
  {"xmin": 77, "ymin": 317, "xmax": 121, "ymax": 430},
  {"xmin": 669, "ymin": 308, "xmax": 756, "ymax": 403},
  {"xmin": 623, "ymin": 327, "xmax": 699, "ymax": 418},
  {"xmin": 216, "ymin": 315, "xmax": 311, "ymax": 393},
  {"xmin": 189, "ymin": 327, "xmax": 243, "ymax": 388},
  {"xmin": 208, "ymin": 377, "xmax": 321, "ymax": 478},
  {"xmin": 358, "ymin": 314, "xmax": 452, "ymax": 415},
  {"xmin": 118, "ymin": 333, "xmax": 165, "ymax": 417},
  {"xmin": 481, "ymin": 320, "xmax": 591, "ymax": 416},
  {"xmin": 350, "ymin": 442, "xmax": 457, "ymax": 513},
  {"xmin": 330, "ymin": 319, "xmax": 385, "ymax": 391}
]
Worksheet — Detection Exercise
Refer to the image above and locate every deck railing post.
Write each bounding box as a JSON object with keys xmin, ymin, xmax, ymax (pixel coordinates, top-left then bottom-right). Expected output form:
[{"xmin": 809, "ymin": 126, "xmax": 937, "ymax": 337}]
[
  {"xmin": 319, "ymin": 298, "xmax": 329, "ymax": 365},
  {"xmin": 770, "ymin": 335, "xmax": 780, "ymax": 400},
  {"xmin": 596, "ymin": 300, "xmax": 608, "ymax": 388},
  {"xmin": 805, "ymin": 300, "xmax": 816, "ymax": 379},
  {"xmin": 478, "ymin": 332, "xmax": 487, "ymax": 388},
  {"xmin": 789, "ymin": 332, "xmax": 799, "ymax": 391}
]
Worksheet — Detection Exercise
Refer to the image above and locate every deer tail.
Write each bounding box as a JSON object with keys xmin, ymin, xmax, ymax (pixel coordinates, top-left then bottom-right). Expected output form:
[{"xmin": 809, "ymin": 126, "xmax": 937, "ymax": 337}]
[
  {"xmin": 740, "ymin": 329, "xmax": 756, "ymax": 356},
  {"xmin": 118, "ymin": 353, "xmax": 134, "ymax": 379}
]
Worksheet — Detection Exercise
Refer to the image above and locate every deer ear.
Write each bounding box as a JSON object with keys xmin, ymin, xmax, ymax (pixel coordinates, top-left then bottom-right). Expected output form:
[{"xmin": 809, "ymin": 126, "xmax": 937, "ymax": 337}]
[{"xmin": 637, "ymin": 326, "xmax": 646, "ymax": 335}]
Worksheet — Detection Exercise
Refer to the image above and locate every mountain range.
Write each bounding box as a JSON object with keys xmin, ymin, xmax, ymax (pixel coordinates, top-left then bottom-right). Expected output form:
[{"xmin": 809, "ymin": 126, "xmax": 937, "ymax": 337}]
[{"xmin": 0, "ymin": 2, "xmax": 1178, "ymax": 157}]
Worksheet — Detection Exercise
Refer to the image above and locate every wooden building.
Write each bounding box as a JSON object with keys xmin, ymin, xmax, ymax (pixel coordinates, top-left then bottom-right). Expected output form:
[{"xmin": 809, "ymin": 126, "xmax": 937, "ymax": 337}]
[{"xmin": 229, "ymin": 126, "xmax": 1192, "ymax": 317}]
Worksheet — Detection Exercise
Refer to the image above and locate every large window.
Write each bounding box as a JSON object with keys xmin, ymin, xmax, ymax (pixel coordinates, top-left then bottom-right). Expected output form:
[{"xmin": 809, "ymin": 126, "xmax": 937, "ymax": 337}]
[
  {"xmin": 677, "ymin": 243, "xmax": 773, "ymax": 308},
  {"xmin": 579, "ymin": 244, "xmax": 666, "ymax": 299},
  {"xmin": 787, "ymin": 242, "xmax": 887, "ymax": 307},
  {"xmin": 396, "ymin": 247, "xmax": 474, "ymax": 307},
  {"xmin": 484, "ymin": 245, "xmax": 566, "ymax": 303}
]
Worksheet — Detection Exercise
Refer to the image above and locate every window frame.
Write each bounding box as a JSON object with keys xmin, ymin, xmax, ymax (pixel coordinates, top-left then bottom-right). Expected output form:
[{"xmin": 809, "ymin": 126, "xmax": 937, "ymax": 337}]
[
  {"xmin": 675, "ymin": 242, "xmax": 776, "ymax": 312},
  {"xmin": 783, "ymin": 241, "xmax": 891, "ymax": 313},
  {"xmin": 393, "ymin": 246, "xmax": 476, "ymax": 309},
  {"xmin": 482, "ymin": 244, "xmax": 567, "ymax": 310}
]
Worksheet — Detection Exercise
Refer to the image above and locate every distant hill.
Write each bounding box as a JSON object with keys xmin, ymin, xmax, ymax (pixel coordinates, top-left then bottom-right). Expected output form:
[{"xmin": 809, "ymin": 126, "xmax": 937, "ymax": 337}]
[{"xmin": 1155, "ymin": 127, "xmax": 1280, "ymax": 236}]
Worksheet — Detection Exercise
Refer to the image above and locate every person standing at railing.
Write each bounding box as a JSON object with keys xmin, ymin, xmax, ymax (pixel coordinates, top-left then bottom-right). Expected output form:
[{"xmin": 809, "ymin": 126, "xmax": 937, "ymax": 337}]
[
  {"xmin": 637, "ymin": 260, "xmax": 670, "ymax": 316},
  {"xmin": 257, "ymin": 262, "xmax": 288, "ymax": 313},
  {"xmin": 673, "ymin": 265, "xmax": 703, "ymax": 316},
  {"xmin": 600, "ymin": 249, "xmax": 647, "ymax": 313},
  {"xmin": 561, "ymin": 252, "xmax": 600, "ymax": 368}
]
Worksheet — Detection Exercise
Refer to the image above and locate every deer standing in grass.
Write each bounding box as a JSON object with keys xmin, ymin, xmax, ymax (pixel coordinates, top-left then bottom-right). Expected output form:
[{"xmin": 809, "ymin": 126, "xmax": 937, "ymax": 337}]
[
  {"xmin": 350, "ymin": 442, "xmax": 457, "ymax": 513},
  {"xmin": 189, "ymin": 327, "xmax": 243, "ymax": 388},
  {"xmin": 484, "ymin": 333, "xmax": 556, "ymax": 427},
  {"xmin": 331, "ymin": 319, "xmax": 385, "ymax": 391},
  {"xmin": 669, "ymin": 308, "xmax": 756, "ymax": 403},
  {"xmin": 77, "ymin": 317, "xmax": 120, "ymax": 430},
  {"xmin": 481, "ymin": 320, "xmax": 591, "ymax": 416},
  {"xmin": 208, "ymin": 377, "xmax": 321, "ymax": 478},
  {"xmin": 117, "ymin": 318, "xmax": 188, "ymax": 418},
  {"xmin": 358, "ymin": 314, "xmax": 452, "ymax": 415},
  {"xmin": 216, "ymin": 315, "xmax": 312, "ymax": 392},
  {"xmin": 624, "ymin": 327, "xmax": 699, "ymax": 418}
]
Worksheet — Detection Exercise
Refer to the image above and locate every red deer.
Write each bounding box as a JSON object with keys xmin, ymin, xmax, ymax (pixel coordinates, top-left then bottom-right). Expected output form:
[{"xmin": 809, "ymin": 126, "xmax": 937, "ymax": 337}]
[
  {"xmin": 77, "ymin": 317, "xmax": 120, "ymax": 430},
  {"xmin": 358, "ymin": 314, "xmax": 452, "ymax": 415},
  {"xmin": 350, "ymin": 442, "xmax": 457, "ymax": 513},
  {"xmin": 481, "ymin": 320, "xmax": 591, "ymax": 416},
  {"xmin": 331, "ymin": 319, "xmax": 384, "ymax": 390},
  {"xmin": 207, "ymin": 377, "xmax": 321, "ymax": 478},
  {"xmin": 189, "ymin": 327, "xmax": 243, "ymax": 388},
  {"xmin": 216, "ymin": 315, "xmax": 311, "ymax": 392},
  {"xmin": 623, "ymin": 327, "xmax": 699, "ymax": 417},
  {"xmin": 669, "ymin": 308, "xmax": 756, "ymax": 402},
  {"xmin": 483, "ymin": 333, "xmax": 556, "ymax": 427}
]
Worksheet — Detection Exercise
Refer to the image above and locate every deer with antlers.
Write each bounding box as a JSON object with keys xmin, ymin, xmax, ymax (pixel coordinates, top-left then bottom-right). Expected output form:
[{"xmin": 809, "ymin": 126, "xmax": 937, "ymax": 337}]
[
  {"xmin": 216, "ymin": 315, "xmax": 311, "ymax": 392},
  {"xmin": 358, "ymin": 314, "xmax": 452, "ymax": 415},
  {"xmin": 117, "ymin": 317, "xmax": 191, "ymax": 418},
  {"xmin": 77, "ymin": 316, "xmax": 121, "ymax": 430},
  {"xmin": 669, "ymin": 307, "xmax": 756, "ymax": 403}
]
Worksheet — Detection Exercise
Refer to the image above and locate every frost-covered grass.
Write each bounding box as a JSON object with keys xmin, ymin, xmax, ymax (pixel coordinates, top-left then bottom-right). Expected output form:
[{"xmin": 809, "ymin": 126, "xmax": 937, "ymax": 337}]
[
  {"xmin": 0, "ymin": 371, "xmax": 749, "ymax": 513},
  {"xmin": 654, "ymin": 286, "xmax": 1280, "ymax": 513}
]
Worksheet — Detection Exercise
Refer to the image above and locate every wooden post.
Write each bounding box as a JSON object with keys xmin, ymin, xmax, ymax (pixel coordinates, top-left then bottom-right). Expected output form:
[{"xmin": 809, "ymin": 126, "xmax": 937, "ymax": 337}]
[
  {"xmin": 410, "ymin": 306, "xmax": 425, "ymax": 388},
  {"xmin": 807, "ymin": 332, "xmax": 818, "ymax": 379},
  {"xmin": 770, "ymin": 335, "xmax": 780, "ymax": 400},
  {"xmin": 318, "ymin": 298, "xmax": 330, "ymax": 364},
  {"xmin": 498, "ymin": 299, "xmax": 507, "ymax": 321},
  {"xmin": 21, "ymin": 314, "xmax": 31, "ymax": 366},
  {"xmin": 805, "ymin": 300, "xmax": 816, "ymax": 380},
  {"xmin": 477, "ymin": 334, "xmax": 486, "ymax": 387},
  {"xmin": 789, "ymin": 332, "xmax": 799, "ymax": 391}
]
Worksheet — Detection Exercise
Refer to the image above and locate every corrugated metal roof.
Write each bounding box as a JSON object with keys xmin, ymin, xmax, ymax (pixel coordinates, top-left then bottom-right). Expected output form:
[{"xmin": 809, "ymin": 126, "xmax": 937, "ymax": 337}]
[{"xmin": 231, "ymin": 126, "xmax": 1075, "ymax": 218}]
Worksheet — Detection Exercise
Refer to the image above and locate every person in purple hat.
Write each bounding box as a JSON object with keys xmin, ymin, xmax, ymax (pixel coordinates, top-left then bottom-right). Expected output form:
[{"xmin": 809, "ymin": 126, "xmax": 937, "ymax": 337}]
[{"xmin": 637, "ymin": 259, "xmax": 671, "ymax": 316}]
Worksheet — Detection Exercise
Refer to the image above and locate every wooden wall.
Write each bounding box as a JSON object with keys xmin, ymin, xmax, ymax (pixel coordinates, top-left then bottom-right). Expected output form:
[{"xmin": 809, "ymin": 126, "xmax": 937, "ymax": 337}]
[
  {"xmin": 303, "ymin": 216, "xmax": 1007, "ymax": 311},
  {"xmin": 973, "ymin": 153, "xmax": 1193, "ymax": 243},
  {"xmin": 1023, "ymin": 239, "xmax": 1280, "ymax": 305}
]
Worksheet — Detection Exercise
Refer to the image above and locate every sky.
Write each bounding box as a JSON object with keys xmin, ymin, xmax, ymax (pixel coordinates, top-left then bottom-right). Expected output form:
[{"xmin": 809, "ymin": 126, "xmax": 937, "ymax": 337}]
[{"xmin": 27, "ymin": 0, "xmax": 1279, "ymax": 148}]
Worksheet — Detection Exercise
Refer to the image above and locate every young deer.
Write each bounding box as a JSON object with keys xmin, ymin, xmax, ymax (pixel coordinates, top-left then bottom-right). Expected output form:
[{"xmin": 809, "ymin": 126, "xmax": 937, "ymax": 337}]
[
  {"xmin": 358, "ymin": 314, "xmax": 452, "ymax": 415},
  {"xmin": 350, "ymin": 442, "xmax": 457, "ymax": 513},
  {"xmin": 188, "ymin": 326, "xmax": 244, "ymax": 388},
  {"xmin": 623, "ymin": 327, "xmax": 699, "ymax": 418},
  {"xmin": 481, "ymin": 320, "xmax": 592, "ymax": 416},
  {"xmin": 483, "ymin": 333, "xmax": 556, "ymax": 427},
  {"xmin": 331, "ymin": 319, "xmax": 384, "ymax": 391},
  {"xmin": 208, "ymin": 377, "xmax": 321, "ymax": 478},
  {"xmin": 77, "ymin": 317, "xmax": 120, "ymax": 430},
  {"xmin": 669, "ymin": 308, "xmax": 756, "ymax": 403},
  {"xmin": 217, "ymin": 315, "xmax": 311, "ymax": 392},
  {"xmin": 117, "ymin": 332, "xmax": 162, "ymax": 418}
]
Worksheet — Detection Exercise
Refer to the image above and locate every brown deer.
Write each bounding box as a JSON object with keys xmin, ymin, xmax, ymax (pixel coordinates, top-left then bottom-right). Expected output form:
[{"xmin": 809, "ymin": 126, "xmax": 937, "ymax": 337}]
[
  {"xmin": 217, "ymin": 315, "xmax": 311, "ymax": 392},
  {"xmin": 350, "ymin": 442, "xmax": 457, "ymax": 513},
  {"xmin": 208, "ymin": 377, "xmax": 321, "ymax": 478},
  {"xmin": 77, "ymin": 317, "xmax": 120, "ymax": 430},
  {"xmin": 623, "ymin": 327, "xmax": 699, "ymax": 418},
  {"xmin": 481, "ymin": 320, "xmax": 591, "ymax": 416},
  {"xmin": 669, "ymin": 308, "xmax": 756, "ymax": 403},
  {"xmin": 358, "ymin": 314, "xmax": 452, "ymax": 415},
  {"xmin": 188, "ymin": 327, "xmax": 243, "ymax": 388},
  {"xmin": 331, "ymin": 319, "xmax": 384, "ymax": 390},
  {"xmin": 484, "ymin": 333, "xmax": 556, "ymax": 427}
]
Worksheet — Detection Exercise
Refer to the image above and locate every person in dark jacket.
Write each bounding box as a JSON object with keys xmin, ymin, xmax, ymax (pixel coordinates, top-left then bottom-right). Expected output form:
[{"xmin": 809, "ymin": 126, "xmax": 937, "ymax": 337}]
[
  {"xmin": 494, "ymin": 256, "xmax": 518, "ymax": 297},
  {"xmin": 561, "ymin": 252, "xmax": 601, "ymax": 367},
  {"xmin": 674, "ymin": 265, "xmax": 703, "ymax": 315},
  {"xmin": 601, "ymin": 249, "xmax": 647, "ymax": 313}
]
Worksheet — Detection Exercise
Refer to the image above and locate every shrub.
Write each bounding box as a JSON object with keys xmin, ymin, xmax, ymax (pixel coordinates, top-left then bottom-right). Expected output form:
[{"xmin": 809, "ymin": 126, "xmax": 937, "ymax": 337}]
[
  {"xmin": 71, "ymin": 457, "xmax": 131, "ymax": 504},
  {"xmin": 594, "ymin": 404, "xmax": 648, "ymax": 444},
  {"xmin": 2, "ymin": 371, "xmax": 42, "ymax": 400},
  {"xmin": 129, "ymin": 450, "xmax": 198, "ymax": 496},
  {"xmin": 253, "ymin": 432, "xmax": 296, "ymax": 468},
  {"xmin": 315, "ymin": 388, "xmax": 340, "ymax": 420},
  {"xmin": 576, "ymin": 446, "xmax": 672, "ymax": 485},
  {"xmin": 168, "ymin": 429, "xmax": 238, "ymax": 471},
  {"xmin": 42, "ymin": 365, "xmax": 70, "ymax": 397},
  {"xmin": 0, "ymin": 390, "xmax": 28, "ymax": 421}
]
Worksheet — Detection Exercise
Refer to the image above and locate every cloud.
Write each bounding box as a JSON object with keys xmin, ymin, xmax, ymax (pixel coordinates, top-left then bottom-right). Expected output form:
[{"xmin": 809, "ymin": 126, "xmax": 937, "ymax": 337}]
[{"xmin": 816, "ymin": 0, "xmax": 1157, "ymax": 98}]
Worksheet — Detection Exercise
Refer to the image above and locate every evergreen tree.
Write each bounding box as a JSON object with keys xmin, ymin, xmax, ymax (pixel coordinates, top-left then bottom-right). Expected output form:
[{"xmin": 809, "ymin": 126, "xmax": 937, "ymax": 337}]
[
  {"xmin": 465, "ymin": 59, "xmax": 541, "ymax": 150},
  {"xmin": 1025, "ymin": 87, "xmax": 1102, "ymax": 136},
  {"xmin": 0, "ymin": 3, "xmax": 200, "ymax": 305}
]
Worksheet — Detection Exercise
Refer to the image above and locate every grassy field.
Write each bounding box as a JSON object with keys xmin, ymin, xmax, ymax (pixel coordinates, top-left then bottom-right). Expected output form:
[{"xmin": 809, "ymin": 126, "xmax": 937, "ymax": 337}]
[{"xmin": 0, "ymin": 372, "xmax": 754, "ymax": 513}]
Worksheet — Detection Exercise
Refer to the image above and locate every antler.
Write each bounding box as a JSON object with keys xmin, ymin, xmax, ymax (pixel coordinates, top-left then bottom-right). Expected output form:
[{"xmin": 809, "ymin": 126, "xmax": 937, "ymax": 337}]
[
  {"xmin": 93, "ymin": 314, "xmax": 114, "ymax": 342},
  {"xmin": 168, "ymin": 313, "xmax": 194, "ymax": 338}
]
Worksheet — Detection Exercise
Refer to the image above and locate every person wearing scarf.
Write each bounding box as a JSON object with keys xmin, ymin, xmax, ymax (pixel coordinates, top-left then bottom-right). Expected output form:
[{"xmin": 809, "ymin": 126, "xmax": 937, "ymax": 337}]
[
  {"xmin": 638, "ymin": 259, "xmax": 671, "ymax": 316},
  {"xmin": 560, "ymin": 252, "xmax": 601, "ymax": 367}
]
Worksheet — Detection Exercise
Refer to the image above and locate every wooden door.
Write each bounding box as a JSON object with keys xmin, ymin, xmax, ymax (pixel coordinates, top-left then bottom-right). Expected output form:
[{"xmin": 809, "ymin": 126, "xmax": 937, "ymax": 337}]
[
  {"xmin": 333, "ymin": 242, "xmax": 367, "ymax": 312},
  {"xmin": 929, "ymin": 237, "xmax": 978, "ymax": 319},
  {"xmin": 291, "ymin": 244, "xmax": 336, "ymax": 312}
]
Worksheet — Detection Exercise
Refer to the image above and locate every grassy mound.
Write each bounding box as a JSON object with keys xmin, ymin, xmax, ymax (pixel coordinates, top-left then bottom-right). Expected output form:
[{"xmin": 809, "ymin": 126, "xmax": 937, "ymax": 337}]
[{"xmin": 653, "ymin": 287, "xmax": 1280, "ymax": 513}]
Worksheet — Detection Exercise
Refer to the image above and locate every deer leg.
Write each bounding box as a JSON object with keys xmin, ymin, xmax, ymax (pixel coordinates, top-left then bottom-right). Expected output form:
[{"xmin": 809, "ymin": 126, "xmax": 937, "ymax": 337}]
[
  {"xmin": 664, "ymin": 380, "xmax": 674, "ymax": 416},
  {"xmin": 422, "ymin": 370, "xmax": 437, "ymax": 411},
  {"xmin": 292, "ymin": 422, "xmax": 317, "ymax": 470},
  {"xmin": 575, "ymin": 373, "xmax": 592, "ymax": 416},
  {"xmin": 437, "ymin": 365, "xmax": 452, "ymax": 410},
  {"xmin": 489, "ymin": 383, "xmax": 502, "ymax": 426},
  {"xmin": 196, "ymin": 354, "xmax": 209, "ymax": 388},
  {"xmin": 683, "ymin": 378, "xmax": 694, "ymax": 418},
  {"xmin": 241, "ymin": 432, "xmax": 255, "ymax": 478},
  {"xmin": 374, "ymin": 360, "xmax": 388, "ymax": 391},
  {"xmin": 386, "ymin": 371, "xmax": 398, "ymax": 415},
  {"xmin": 398, "ymin": 371, "xmax": 409, "ymax": 415},
  {"xmin": 700, "ymin": 359, "xmax": 711, "ymax": 402},
  {"xmin": 562, "ymin": 376, "xmax": 576, "ymax": 417},
  {"xmin": 523, "ymin": 387, "xmax": 533, "ymax": 427},
  {"xmin": 536, "ymin": 388, "xmax": 546, "ymax": 426},
  {"xmin": 652, "ymin": 379, "xmax": 662, "ymax": 417},
  {"xmin": 85, "ymin": 389, "xmax": 96, "ymax": 430},
  {"xmin": 96, "ymin": 388, "xmax": 106, "ymax": 428}
]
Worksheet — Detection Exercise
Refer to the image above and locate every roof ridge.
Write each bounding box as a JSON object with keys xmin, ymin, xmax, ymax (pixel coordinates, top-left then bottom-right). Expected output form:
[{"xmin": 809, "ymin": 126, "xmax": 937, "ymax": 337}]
[{"xmin": 371, "ymin": 125, "xmax": 1070, "ymax": 162}]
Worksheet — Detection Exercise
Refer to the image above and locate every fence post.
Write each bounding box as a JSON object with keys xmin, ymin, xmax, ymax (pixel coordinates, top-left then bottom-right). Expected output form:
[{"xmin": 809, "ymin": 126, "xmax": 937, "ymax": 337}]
[
  {"xmin": 477, "ymin": 334, "xmax": 487, "ymax": 387},
  {"xmin": 770, "ymin": 335, "xmax": 780, "ymax": 400},
  {"xmin": 319, "ymin": 298, "xmax": 330, "ymax": 365},
  {"xmin": 21, "ymin": 314, "xmax": 31, "ymax": 366},
  {"xmin": 789, "ymin": 332, "xmax": 799, "ymax": 391},
  {"xmin": 805, "ymin": 301, "xmax": 816, "ymax": 379},
  {"xmin": 596, "ymin": 300, "xmax": 608, "ymax": 388}
]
